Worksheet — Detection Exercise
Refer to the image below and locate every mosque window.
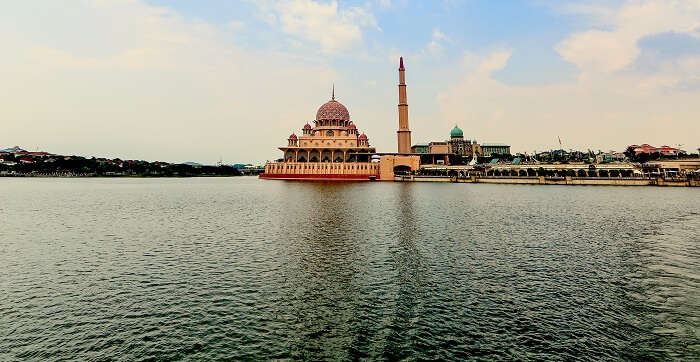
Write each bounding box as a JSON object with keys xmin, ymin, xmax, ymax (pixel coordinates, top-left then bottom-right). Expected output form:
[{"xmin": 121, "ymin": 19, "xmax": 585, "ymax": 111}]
[{"xmin": 326, "ymin": 130, "xmax": 334, "ymax": 137}]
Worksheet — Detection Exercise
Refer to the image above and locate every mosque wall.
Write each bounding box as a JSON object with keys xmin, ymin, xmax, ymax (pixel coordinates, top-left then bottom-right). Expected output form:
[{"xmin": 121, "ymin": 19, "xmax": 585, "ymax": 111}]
[
  {"xmin": 262, "ymin": 162, "xmax": 379, "ymax": 180},
  {"xmin": 378, "ymin": 155, "xmax": 421, "ymax": 181}
]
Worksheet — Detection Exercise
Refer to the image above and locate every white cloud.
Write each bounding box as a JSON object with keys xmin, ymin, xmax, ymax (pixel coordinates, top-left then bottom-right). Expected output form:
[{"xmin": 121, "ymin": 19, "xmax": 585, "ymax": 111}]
[
  {"xmin": 556, "ymin": 0, "xmax": 700, "ymax": 74},
  {"xmin": 0, "ymin": 1, "xmax": 341, "ymax": 164},
  {"xmin": 254, "ymin": 0, "xmax": 378, "ymax": 53},
  {"xmin": 437, "ymin": 49, "xmax": 700, "ymax": 153},
  {"xmin": 2, "ymin": 0, "xmax": 698, "ymax": 162},
  {"xmin": 424, "ymin": 27, "xmax": 450, "ymax": 57},
  {"xmin": 435, "ymin": 1, "xmax": 700, "ymax": 153},
  {"xmin": 433, "ymin": 27, "xmax": 448, "ymax": 41},
  {"xmin": 227, "ymin": 20, "xmax": 245, "ymax": 31},
  {"xmin": 427, "ymin": 40, "xmax": 444, "ymax": 57}
]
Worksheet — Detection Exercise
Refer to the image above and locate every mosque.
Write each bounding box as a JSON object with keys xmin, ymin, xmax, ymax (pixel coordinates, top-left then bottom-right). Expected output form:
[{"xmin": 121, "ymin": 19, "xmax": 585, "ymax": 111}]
[
  {"xmin": 260, "ymin": 57, "xmax": 504, "ymax": 181},
  {"xmin": 260, "ymin": 57, "xmax": 419, "ymax": 180},
  {"xmin": 259, "ymin": 87, "xmax": 383, "ymax": 180}
]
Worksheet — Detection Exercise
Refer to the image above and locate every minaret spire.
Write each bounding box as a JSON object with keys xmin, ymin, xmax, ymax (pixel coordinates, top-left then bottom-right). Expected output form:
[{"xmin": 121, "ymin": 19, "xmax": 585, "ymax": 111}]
[
  {"xmin": 397, "ymin": 56, "xmax": 411, "ymax": 154},
  {"xmin": 332, "ymin": 83, "xmax": 335, "ymax": 101}
]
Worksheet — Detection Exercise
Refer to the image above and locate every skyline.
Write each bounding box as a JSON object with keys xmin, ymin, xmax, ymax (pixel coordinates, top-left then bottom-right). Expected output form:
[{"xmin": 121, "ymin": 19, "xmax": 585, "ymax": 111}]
[{"xmin": 2, "ymin": 1, "xmax": 699, "ymax": 164}]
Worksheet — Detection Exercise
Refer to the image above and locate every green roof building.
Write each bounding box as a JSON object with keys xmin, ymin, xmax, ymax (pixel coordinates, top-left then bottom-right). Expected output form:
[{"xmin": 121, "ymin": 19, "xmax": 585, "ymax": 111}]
[
  {"xmin": 481, "ymin": 143, "xmax": 511, "ymax": 157},
  {"xmin": 411, "ymin": 143, "xmax": 430, "ymax": 154}
]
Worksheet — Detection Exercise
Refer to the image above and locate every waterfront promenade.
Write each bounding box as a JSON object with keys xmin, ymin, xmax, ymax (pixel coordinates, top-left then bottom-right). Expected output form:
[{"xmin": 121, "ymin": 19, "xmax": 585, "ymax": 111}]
[{"xmin": 399, "ymin": 160, "xmax": 700, "ymax": 187}]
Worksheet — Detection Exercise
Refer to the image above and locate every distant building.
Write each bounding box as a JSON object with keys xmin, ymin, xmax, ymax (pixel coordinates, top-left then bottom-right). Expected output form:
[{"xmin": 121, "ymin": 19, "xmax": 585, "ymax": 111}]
[
  {"xmin": 429, "ymin": 141, "xmax": 449, "ymax": 154},
  {"xmin": 419, "ymin": 125, "xmax": 484, "ymax": 165},
  {"xmin": 628, "ymin": 144, "xmax": 682, "ymax": 156},
  {"xmin": 448, "ymin": 125, "xmax": 470, "ymax": 156},
  {"xmin": 471, "ymin": 140, "xmax": 482, "ymax": 157},
  {"xmin": 1, "ymin": 146, "xmax": 27, "ymax": 154},
  {"xmin": 596, "ymin": 151, "xmax": 626, "ymax": 163},
  {"xmin": 481, "ymin": 143, "xmax": 511, "ymax": 157},
  {"xmin": 14, "ymin": 151, "xmax": 54, "ymax": 158},
  {"xmin": 447, "ymin": 125, "xmax": 482, "ymax": 157},
  {"xmin": 411, "ymin": 143, "xmax": 429, "ymax": 154}
]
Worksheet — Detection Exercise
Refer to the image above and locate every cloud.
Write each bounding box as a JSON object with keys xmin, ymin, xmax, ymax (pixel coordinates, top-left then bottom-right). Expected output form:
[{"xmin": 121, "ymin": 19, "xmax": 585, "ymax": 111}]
[
  {"xmin": 0, "ymin": 1, "xmax": 340, "ymax": 163},
  {"xmin": 473, "ymin": 50, "xmax": 511, "ymax": 76},
  {"xmin": 227, "ymin": 20, "xmax": 245, "ymax": 31},
  {"xmin": 425, "ymin": 27, "xmax": 450, "ymax": 57},
  {"xmin": 427, "ymin": 40, "xmax": 444, "ymax": 57},
  {"xmin": 254, "ymin": 0, "xmax": 378, "ymax": 53},
  {"xmin": 437, "ymin": 48, "xmax": 700, "ymax": 153},
  {"xmin": 433, "ymin": 27, "xmax": 448, "ymax": 41},
  {"xmin": 2, "ymin": 0, "xmax": 698, "ymax": 162},
  {"xmin": 556, "ymin": 0, "xmax": 700, "ymax": 74}
]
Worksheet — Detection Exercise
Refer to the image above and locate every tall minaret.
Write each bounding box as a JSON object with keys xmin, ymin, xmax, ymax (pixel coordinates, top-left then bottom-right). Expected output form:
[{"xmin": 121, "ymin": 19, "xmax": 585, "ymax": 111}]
[{"xmin": 397, "ymin": 56, "xmax": 412, "ymax": 154}]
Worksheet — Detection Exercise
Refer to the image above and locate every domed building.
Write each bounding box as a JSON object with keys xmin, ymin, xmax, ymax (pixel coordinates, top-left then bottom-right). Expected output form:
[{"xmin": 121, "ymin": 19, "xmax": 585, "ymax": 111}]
[
  {"xmin": 261, "ymin": 90, "xmax": 379, "ymax": 180},
  {"xmin": 262, "ymin": 57, "xmax": 421, "ymax": 181},
  {"xmin": 448, "ymin": 124, "xmax": 478, "ymax": 157}
]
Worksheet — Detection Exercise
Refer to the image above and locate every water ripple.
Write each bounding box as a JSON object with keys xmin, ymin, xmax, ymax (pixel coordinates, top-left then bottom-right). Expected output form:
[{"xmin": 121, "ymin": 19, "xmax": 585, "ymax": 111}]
[{"xmin": 0, "ymin": 178, "xmax": 698, "ymax": 360}]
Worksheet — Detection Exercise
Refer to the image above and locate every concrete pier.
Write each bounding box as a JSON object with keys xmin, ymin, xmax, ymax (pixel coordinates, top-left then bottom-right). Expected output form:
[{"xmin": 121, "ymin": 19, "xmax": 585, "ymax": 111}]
[{"xmin": 451, "ymin": 176, "xmax": 699, "ymax": 187}]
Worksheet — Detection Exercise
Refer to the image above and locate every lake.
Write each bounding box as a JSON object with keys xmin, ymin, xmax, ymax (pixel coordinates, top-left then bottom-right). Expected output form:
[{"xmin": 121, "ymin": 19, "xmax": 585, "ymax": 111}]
[{"xmin": 1, "ymin": 177, "xmax": 699, "ymax": 360}]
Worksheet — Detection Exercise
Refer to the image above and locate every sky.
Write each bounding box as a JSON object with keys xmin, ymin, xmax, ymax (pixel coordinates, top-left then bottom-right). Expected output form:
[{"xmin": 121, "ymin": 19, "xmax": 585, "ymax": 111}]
[{"xmin": 1, "ymin": 0, "xmax": 699, "ymax": 164}]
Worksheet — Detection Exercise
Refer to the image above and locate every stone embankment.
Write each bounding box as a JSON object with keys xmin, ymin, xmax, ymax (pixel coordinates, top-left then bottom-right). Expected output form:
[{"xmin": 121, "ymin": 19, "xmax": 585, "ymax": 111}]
[{"xmin": 395, "ymin": 175, "xmax": 700, "ymax": 187}]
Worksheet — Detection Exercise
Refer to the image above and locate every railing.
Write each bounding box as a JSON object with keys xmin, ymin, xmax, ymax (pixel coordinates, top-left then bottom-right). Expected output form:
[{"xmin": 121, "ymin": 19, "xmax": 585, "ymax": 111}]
[{"xmin": 264, "ymin": 161, "xmax": 379, "ymax": 176}]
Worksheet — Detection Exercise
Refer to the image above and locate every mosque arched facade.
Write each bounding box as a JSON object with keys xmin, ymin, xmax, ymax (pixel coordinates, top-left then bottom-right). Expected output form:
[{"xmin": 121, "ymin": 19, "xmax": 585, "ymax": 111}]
[{"xmin": 260, "ymin": 92, "xmax": 381, "ymax": 180}]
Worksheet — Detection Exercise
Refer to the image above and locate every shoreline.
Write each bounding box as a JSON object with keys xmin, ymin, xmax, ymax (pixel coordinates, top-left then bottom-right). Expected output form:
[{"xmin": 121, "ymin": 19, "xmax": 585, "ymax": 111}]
[
  {"xmin": 0, "ymin": 174, "xmax": 255, "ymax": 178},
  {"xmin": 396, "ymin": 175, "xmax": 700, "ymax": 187}
]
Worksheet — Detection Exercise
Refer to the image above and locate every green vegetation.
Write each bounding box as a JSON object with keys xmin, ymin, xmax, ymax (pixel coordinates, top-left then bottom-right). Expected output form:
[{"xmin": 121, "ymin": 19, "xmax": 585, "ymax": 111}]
[{"xmin": 0, "ymin": 155, "xmax": 242, "ymax": 177}]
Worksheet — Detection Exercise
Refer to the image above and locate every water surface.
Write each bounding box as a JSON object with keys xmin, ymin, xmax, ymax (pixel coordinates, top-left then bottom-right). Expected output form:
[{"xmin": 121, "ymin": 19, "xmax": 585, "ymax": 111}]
[{"xmin": 1, "ymin": 177, "xmax": 699, "ymax": 360}]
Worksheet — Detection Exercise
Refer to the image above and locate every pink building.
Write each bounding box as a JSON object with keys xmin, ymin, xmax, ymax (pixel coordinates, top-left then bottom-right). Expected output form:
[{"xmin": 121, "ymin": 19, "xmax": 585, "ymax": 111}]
[
  {"xmin": 260, "ymin": 89, "xmax": 380, "ymax": 180},
  {"xmin": 260, "ymin": 57, "xmax": 421, "ymax": 181},
  {"xmin": 628, "ymin": 144, "xmax": 681, "ymax": 156}
]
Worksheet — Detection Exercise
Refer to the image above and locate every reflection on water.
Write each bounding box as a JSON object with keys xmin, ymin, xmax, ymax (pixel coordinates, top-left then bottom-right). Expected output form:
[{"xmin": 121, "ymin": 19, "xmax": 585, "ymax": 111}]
[
  {"xmin": 384, "ymin": 184, "xmax": 424, "ymax": 360},
  {"xmin": 0, "ymin": 177, "xmax": 699, "ymax": 360}
]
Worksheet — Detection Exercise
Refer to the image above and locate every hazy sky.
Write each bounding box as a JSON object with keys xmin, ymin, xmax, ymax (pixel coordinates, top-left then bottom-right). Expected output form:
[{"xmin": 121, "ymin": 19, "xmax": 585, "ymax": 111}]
[{"xmin": 2, "ymin": 0, "xmax": 699, "ymax": 164}]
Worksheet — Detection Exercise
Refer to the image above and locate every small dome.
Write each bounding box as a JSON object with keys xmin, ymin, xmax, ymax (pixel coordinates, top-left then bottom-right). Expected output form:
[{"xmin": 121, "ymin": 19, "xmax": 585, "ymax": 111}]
[
  {"xmin": 450, "ymin": 125, "xmax": 463, "ymax": 137},
  {"xmin": 472, "ymin": 139, "xmax": 477, "ymax": 144},
  {"xmin": 289, "ymin": 133, "xmax": 297, "ymax": 140},
  {"xmin": 303, "ymin": 123, "xmax": 311, "ymax": 130},
  {"xmin": 348, "ymin": 122, "xmax": 356, "ymax": 129},
  {"xmin": 316, "ymin": 100, "xmax": 350, "ymax": 121},
  {"xmin": 359, "ymin": 133, "xmax": 367, "ymax": 140}
]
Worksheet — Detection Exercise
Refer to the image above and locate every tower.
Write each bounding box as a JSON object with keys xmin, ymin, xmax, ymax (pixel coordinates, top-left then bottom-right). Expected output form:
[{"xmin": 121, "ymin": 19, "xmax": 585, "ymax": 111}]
[{"xmin": 397, "ymin": 57, "xmax": 412, "ymax": 154}]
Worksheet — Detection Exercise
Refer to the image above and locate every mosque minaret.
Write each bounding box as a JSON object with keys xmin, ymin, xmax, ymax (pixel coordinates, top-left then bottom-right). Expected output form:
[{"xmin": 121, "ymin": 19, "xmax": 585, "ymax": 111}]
[
  {"xmin": 261, "ymin": 56, "xmax": 421, "ymax": 181},
  {"xmin": 397, "ymin": 57, "xmax": 412, "ymax": 154}
]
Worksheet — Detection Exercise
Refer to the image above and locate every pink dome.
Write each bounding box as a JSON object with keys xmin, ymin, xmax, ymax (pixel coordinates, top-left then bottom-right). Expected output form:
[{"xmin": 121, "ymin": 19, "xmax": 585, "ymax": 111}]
[
  {"xmin": 358, "ymin": 133, "xmax": 367, "ymax": 140},
  {"xmin": 316, "ymin": 100, "xmax": 350, "ymax": 121},
  {"xmin": 348, "ymin": 123, "xmax": 356, "ymax": 129},
  {"xmin": 303, "ymin": 123, "xmax": 311, "ymax": 130},
  {"xmin": 289, "ymin": 133, "xmax": 297, "ymax": 140}
]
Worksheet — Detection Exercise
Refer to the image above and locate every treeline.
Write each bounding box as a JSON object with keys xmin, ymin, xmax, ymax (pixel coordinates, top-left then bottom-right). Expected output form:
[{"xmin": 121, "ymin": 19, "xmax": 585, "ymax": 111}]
[
  {"xmin": 0, "ymin": 155, "xmax": 241, "ymax": 177},
  {"xmin": 623, "ymin": 150, "xmax": 698, "ymax": 163}
]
